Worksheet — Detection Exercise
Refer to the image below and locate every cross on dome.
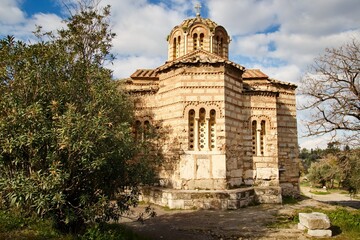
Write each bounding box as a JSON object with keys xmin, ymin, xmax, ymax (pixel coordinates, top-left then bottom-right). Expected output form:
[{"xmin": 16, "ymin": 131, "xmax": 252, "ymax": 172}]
[{"xmin": 195, "ymin": 3, "xmax": 201, "ymax": 17}]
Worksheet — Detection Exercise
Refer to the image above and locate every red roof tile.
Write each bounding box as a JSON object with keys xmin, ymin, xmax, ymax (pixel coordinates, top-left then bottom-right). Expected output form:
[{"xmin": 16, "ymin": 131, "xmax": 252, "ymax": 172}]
[
  {"xmin": 242, "ymin": 69, "xmax": 268, "ymax": 79},
  {"xmin": 130, "ymin": 69, "xmax": 159, "ymax": 79}
]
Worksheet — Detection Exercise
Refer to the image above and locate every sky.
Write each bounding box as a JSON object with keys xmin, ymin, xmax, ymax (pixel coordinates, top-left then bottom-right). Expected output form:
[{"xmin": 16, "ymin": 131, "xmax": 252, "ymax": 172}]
[{"xmin": 1, "ymin": 0, "xmax": 359, "ymax": 149}]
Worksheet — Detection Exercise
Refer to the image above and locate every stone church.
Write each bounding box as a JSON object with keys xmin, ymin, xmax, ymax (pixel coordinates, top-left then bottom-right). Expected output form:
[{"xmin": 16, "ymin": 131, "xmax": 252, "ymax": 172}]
[{"xmin": 122, "ymin": 10, "xmax": 300, "ymax": 209}]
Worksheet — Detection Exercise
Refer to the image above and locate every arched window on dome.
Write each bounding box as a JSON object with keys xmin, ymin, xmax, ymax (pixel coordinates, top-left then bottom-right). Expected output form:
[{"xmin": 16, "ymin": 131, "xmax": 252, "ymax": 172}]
[
  {"xmin": 215, "ymin": 36, "xmax": 219, "ymax": 54},
  {"xmin": 193, "ymin": 33, "xmax": 198, "ymax": 51},
  {"xmin": 219, "ymin": 37, "xmax": 224, "ymax": 57},
  {"xmin": 176, "ymin": 36, "xmax": 181, "ymax": 57},
  {"xmin": 199, "ymin": 33, "xmax": 204, "ymax": 50},
  {"xmin": 173, "ymin": 37, "xmax": 177, "ymax": 59}
]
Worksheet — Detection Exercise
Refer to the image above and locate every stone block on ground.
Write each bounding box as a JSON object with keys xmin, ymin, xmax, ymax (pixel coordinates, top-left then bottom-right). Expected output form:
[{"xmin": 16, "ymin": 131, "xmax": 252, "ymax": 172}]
[
  {"xmin": 307, "ymin": 229, "xmax": 332, "ymax": 237},
  {"xmin": 299, "ymin": 212, "xmax": 331, "ymax": 230}
]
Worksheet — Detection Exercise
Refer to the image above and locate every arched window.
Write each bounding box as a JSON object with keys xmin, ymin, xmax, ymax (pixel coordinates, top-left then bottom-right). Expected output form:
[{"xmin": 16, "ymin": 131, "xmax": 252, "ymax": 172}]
[
  {"xmin": 135, "ymin": 120, "xmax": 142, "ymax": 141},
  {"xmin": 144, "ymin": 120, "xmax": 151, "ymax": 139},
  {"xmin": 260, "ymin": 120, "xmax": 266, "ymax": 155},
  {"xmin": 219, "ymin": 37, "xmax": 223, "ymax": 56},
  {"xmin": 176, "ymin": 36, "xmax": 181, "ymax": 57},
  {"xmin": 198, "ymin": 108, "xmax": 206, "ymax": 150},
  {"xmin": 252, "ymin": 120, "xmax": 257, "ymax": 155},
  {"xmin": 188, "ymin": 110, "xmax": 195, "ymax": 150},
  {"xmin": 173, "ymin": 37, "xmax": 177, "ymax": 59},
  {"xmin": 199, "ymin": 33, "xmax": 204, "ymax": 49},
  {"xmin": 187, "ymin": 108, "xmax": 218, "ymax": 151},
  {"xmin": 251, "ymin": 119, "xmax": 267, "ymax": 156},
  {"xmin": 193, "ymin": 33, "xmax": 198, "ymax": 50},
  {"xmin": 209, "ymin": 110, "xmax": 216, "ymax": 150}
]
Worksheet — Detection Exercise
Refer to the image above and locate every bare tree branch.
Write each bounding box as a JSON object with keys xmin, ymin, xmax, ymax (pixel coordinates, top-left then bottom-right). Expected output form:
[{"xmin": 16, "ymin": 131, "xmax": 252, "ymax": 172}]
[{"xmin": 299, "ymin": 38, "xmax": 360, "ymax": 145}]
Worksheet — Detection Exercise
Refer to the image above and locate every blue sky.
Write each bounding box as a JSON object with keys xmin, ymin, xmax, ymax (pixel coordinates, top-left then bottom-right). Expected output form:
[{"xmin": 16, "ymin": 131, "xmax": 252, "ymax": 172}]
[{"xmin": 1, "ymin": 0, "xmax": 360, "ymax": 148}]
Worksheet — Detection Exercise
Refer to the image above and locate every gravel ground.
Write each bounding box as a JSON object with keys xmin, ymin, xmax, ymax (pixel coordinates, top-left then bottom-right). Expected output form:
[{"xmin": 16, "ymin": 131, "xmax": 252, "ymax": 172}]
[{"xmin": 120, "ymin": 187, "xmax": 359, "ymax": 240}]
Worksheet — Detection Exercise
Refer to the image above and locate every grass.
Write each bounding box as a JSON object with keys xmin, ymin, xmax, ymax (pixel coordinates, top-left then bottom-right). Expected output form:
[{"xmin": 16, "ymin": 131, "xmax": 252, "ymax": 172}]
[
  {"xmin": 0, "ymin": 209, "xmax": 151, "ymax": 240},
  {"xmin": 309, "ymin": 190, "xmax": 331, "ymax": 195}
]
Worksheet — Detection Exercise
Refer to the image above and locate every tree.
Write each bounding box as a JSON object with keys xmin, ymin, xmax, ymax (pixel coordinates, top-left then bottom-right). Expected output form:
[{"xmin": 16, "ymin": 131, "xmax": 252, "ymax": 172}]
[
  {"xmin": 299, "ymin": 38, "xmax": 360, "ymax": 145},
  {"xmin": 307, "ymin": 154, "xmax": 343, "ymax": 188},
  {"xmin": 338, "ymin": 148, "xmax": 360, "ymax": 195},
  {"xmin": 306, "ymin": 146, "xmax": 360, "ymax": 193},
  {"xmin": 0, "ymin": 2, "xmax": 161, "ymax": 233}
]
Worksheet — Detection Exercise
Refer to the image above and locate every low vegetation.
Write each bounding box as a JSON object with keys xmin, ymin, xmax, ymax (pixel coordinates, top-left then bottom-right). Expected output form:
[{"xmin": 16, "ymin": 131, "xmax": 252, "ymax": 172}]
[
  {"xmin": 0, "ymin": 208, "xmax": 150, "ymax": 240},
  {"xmin": 299, "ymin": 143, "xmax": 360, "ymax": 195}
]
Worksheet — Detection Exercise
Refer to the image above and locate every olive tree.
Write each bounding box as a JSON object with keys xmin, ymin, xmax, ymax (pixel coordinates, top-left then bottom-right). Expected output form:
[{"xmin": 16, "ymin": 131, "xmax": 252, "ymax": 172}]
[{"xmin": 0, "ymin": 2, "xmax": 161, "ymax": 233}]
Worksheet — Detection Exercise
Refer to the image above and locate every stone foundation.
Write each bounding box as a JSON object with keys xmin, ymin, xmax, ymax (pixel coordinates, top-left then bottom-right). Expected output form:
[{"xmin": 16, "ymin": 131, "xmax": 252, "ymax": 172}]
[{"xmin": 140, "ymin": 186, "xmax": 282, "ymax": 209}]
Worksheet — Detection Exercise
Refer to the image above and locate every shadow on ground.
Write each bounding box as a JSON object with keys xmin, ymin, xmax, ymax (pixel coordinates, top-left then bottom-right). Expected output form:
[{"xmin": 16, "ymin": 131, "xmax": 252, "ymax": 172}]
[{"xmin": 122, "ymin": 203, "xmax": 305, "ymax": 240}]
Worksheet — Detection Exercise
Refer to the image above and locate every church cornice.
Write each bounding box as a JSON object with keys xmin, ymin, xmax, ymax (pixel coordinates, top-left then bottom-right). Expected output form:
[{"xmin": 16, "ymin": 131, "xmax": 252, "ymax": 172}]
[
  {"xmin": 157, "ymin": 49, "xmax": 244, "ymax": 73},
  {"xmin": 243, "ymin": 90, "xmax": 279, "ymax": 97}
]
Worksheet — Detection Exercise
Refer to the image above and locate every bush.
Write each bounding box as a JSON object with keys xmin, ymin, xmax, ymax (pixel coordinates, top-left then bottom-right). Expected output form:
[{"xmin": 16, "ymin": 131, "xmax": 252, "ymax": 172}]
[{"xmin": 0, "ymin": 3, "xmax": 162, "ymax": 233}]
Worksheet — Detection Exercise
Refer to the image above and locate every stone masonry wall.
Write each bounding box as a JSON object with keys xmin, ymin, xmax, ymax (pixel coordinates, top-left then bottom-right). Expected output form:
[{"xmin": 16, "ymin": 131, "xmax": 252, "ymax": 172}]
[
  {"xmin": 222, "ymin": 65, "xmax": 246, "ymax": 188},
  {"xmin": 276, "ymin": 87, "xmax": 300, "ymax": 196},
  {"xmin": 152, "ymin": 63, "xmax": 228, "ymax": 190}
]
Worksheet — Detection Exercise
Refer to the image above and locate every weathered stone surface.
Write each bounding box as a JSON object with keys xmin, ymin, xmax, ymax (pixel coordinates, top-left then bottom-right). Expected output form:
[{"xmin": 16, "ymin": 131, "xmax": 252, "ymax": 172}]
[
  {"xmin": 299, "ymin": 212, "xmax": 331, "ymax": 230},
  {"xmin": 307, "ymin": 229, "xmax": 332, "ymax": 237},
  {"xmin": 298, "ymin": 223, "xmax": 307, "ymax": 230},
  {"xmin": 256, "ymin": 168, "xmax": 279, "ymax": 180}
]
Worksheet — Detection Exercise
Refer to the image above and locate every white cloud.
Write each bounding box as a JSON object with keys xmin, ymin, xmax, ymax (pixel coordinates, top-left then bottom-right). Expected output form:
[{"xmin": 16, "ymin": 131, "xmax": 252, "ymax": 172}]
[
  {"xmin": 101, "ymin": 0, "xmax": 187, "ymax": 57},
  {"xmin": 207, "ymin": 0, "xmax": 278, "ymax": 36},
  {"xmin": 111, "ymin": 55, "xmax": 165, "ymax": 79},
  {"xmin": 0, "ymin": 0, "xmax": 25, "ymax": 25}
]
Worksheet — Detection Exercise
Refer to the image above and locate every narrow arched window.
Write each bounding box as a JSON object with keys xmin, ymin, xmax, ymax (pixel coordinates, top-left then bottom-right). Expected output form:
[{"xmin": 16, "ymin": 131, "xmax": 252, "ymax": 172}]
[
  {"xmin": 135, "ymin": 120, "xmax": 142, "ymax": 141},
  {"xmin": 176, "ymin": 36, "xmax": 181, "ymax": 57},
  {"xmin": 252, "ymin": 120, "xmax": 257, "ymax": 155},
  {"xmin": 198, "ymin": 108, "xmax": 206, "ymax": 150},
  {"xmin": 193, "ymin": 33, "xmax": 198, "ymax": 50},
  {"xmin": 216, "ymin": 36, "xmax": 220, "ymax": 54},
  {"xmin": 209, "ymin": 109, "xmax": 216, "ymax": 150},
  {"xmin": 219, "ymin": 37, "xmax": 223, "ymax": 56},
  {"xmin": 199, "ymin": 33, "xmax": 204, "ymax": 50},
  {"xmin": 260, "ymin": 120, "xmax": 266, "ymax": 155},
  {"xmin": 188, "ymin": 110, "xmax": 195, "ymax": 150},
  {"xmin": 144, "ymin": 120, "xmax": 151, "ymax": 139},
  {"xmin": 173, "ymin": 37, "xmax": 177, "ymax": 59}
]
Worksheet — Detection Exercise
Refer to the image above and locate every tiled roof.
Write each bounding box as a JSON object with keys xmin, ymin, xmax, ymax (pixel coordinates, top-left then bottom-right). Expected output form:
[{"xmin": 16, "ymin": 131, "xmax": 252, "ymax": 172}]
[
  {"xmin": 269, "ymin": 78, "xmax": 297, "ymax": 87},
  {"xmin": 242, "ymin": 69, "xmax": 268, "ymax": 79},
  {"xmin": 130, "ymin": 69, "xmax": 158, "ymax": 79}
]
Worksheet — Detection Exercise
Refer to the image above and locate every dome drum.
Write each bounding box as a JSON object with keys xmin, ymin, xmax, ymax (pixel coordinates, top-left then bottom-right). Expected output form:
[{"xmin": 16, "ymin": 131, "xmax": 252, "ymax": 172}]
[{"xmin": 167, "ymin": 17, "xmax": 230, "ymax": 61}]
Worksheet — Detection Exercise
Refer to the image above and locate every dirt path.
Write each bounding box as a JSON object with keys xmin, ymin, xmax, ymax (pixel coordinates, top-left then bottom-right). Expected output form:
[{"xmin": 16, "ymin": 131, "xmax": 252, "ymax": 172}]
[
  {"xmin": 301, "ymin": 186, "xmax": 360, "ymax": 209},
  {"xmin": 121, "ymin": 188, "xmax": 359, "ymax": 240}
]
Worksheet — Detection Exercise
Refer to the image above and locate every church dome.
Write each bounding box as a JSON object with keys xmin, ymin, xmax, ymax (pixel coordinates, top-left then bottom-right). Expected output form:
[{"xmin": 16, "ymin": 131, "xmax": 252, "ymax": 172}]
[{"xmin": 167, "ymin": 13, "xmax": 230, "ymax": 61}]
